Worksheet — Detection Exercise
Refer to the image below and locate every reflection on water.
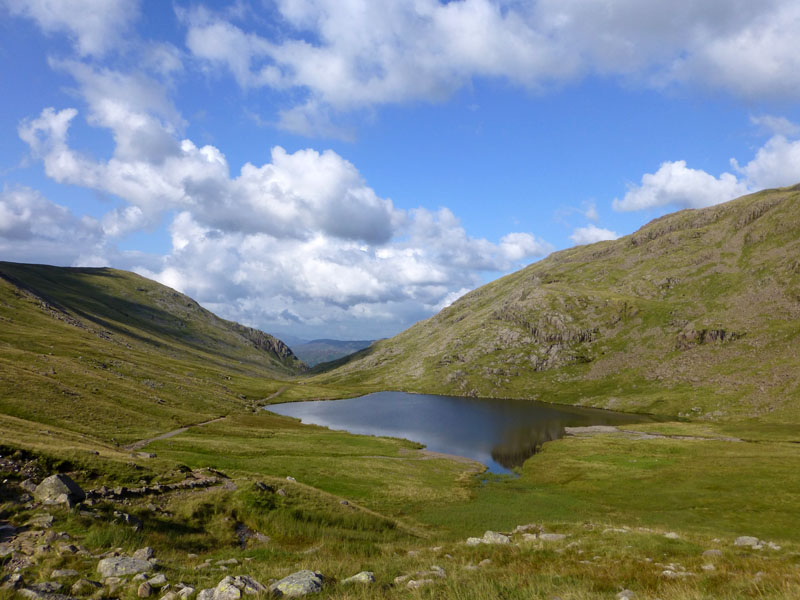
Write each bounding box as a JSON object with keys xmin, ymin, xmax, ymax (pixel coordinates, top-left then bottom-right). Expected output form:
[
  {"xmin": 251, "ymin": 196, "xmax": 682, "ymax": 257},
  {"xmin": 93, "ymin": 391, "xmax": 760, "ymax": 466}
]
[
  {"xmin": 267, "ymin": 391, "xmax": 657, "ymax": 474},
  {"xmin": 490, "ymin": 421, "xmax": 565, "ymax": 468}
]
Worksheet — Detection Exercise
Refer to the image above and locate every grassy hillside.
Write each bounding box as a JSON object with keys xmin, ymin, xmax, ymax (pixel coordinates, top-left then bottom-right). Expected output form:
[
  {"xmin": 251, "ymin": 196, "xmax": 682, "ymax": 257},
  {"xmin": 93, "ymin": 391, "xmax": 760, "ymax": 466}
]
[
  {"xmin": 0, "ymin": 262, "xmax": 316, "ymax": 444},
  {"xmin": 317, "ymin": 185, "xmax": 800, "ymax": 421}
]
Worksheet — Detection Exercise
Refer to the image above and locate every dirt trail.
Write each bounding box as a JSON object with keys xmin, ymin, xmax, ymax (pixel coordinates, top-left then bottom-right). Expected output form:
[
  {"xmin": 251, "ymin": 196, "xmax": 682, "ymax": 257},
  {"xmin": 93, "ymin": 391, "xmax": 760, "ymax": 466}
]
[{"xmin": 124, "ymin": 416, "xmax": 227, "ymax": 451}]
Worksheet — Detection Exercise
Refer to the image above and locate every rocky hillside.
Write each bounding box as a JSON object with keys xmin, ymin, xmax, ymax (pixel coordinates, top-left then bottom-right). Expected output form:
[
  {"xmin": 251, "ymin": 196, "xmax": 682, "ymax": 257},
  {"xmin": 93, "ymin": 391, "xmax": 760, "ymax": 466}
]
[
  {"xmin": 0, "ymin": 262, "xmax": 305, "ymax": 442},
  {"xmin": 318, "ymin": 185, "xmax": 800, "ymax": 421}
]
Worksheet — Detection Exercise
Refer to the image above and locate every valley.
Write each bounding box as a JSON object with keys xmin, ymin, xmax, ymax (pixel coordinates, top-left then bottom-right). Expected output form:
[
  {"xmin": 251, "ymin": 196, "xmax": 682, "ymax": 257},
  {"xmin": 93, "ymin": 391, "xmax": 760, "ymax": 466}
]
[{"xmin": 2, "ymin": 187, "xmax": 800, "ymax": 599}]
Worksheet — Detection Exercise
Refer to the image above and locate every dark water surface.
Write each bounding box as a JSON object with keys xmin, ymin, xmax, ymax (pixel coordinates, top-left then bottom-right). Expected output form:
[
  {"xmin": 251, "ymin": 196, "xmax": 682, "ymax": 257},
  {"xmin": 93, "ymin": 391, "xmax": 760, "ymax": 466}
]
[{"xmin": 267, "ymin": 392, "xmax": 658, "ymax": 474}]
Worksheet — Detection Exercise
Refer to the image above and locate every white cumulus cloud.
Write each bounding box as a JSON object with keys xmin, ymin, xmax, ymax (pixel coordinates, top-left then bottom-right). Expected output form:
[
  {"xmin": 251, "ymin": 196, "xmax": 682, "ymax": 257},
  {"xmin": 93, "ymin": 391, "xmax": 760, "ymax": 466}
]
[
  {"xmin": 0, "ymin": 186, "xmax": 104, "ymax": 264},
  {"xmin": 179, "ymin": 0, "xmax": 800, "ymax": 136},
  {"xmin": 614, "ymin": 127, "xmax": 800, "ymax": 212},
  {"xmin": 14, "ymin": 63, "xmax": 552, "ymax": 338},
  {"xmin": 4, "ymin": 0, "xmax": 138, "ymax": 57},
  {"xmin": 569, "ymin": 224, "xmax": 619, "ymax": 246}
]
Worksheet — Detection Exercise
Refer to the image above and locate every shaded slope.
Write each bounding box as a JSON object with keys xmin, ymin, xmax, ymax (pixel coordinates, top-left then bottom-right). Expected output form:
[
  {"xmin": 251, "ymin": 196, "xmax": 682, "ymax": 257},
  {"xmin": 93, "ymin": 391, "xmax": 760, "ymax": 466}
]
[
  {"xmin": 318, "ymin": 185, "xmax": 800, "ymax": 420},
  {"xmin": 0, "ymin": 262, "xmax": 305, "ymax": 443}
]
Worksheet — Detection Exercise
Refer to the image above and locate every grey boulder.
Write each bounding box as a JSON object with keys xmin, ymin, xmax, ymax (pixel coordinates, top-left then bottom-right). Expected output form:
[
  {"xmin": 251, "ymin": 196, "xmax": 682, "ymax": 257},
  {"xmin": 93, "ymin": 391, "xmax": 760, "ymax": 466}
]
[
  {"xmin": 34, "ymin": 475, "xmax": 85, "ymax": 506},
  {"xmin": 269, "ymin": 570, "xmax": 324, "ymax": 597},
  {"xmin": 342, "ymin": 571, "xmax": 375, "ymax": 584},
  {"xmin": 97, "ymin": 557, "xmax": 154, "ymax": 577}
]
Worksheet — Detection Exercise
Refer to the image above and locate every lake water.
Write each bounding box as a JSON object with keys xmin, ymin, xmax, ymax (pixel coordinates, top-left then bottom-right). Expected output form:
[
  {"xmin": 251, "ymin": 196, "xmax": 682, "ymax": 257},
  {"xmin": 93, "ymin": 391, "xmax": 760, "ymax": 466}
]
[{"xmin": 266, "ymin": 391, "xmax": 658, "ymax": 474}]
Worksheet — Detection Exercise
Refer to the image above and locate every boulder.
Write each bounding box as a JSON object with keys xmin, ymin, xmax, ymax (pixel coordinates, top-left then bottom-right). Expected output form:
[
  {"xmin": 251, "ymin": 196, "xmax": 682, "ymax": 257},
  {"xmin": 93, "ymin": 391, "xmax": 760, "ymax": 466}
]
[
  {"xmin": 406, "ymin": 579, "xmax": 433, "ymax": 590},
  {"xmin": 148, "ymin": 574, "xmax": 168, "ymax": 587},
  {"xmin": 139, "ymin": 582, "xmax": 154, "ymax": 598},
  {"xmin": 702, "ymin": 549, "xmax": 723, "ymax": 558},
  {"xmin": 465, "ymin": 537, "xmax": 482, "ymax": 546},
  {"xmin": 50, "ymin": 570, "xmax": 79, "ymax": 578},
  {"xmin": 113, "ymin": 511, "xmax": 143, "ymax": 531},
  {"xmin": 34, "ymin": 475, "xmax": 85, "ymax": 505},
  {"xmin": 27, "ymin": 513, "xmax": 54, "ymax": 529},
  {"xmin": 734, "ymin": 536, "xmax": 761, "ymax": 548},
  {"xmin": 97, "ymin": 557, "xmax": 153, "ymax": 577},
  {"xmin": 468, "ymin": 530, "xmax": 510, "ymax": 545},
  {"xmin": 20, "ymin": 479, "xmax": 38, "ymax": 493},
  {"xmin": 269, "ymin": 570, "xmax": 324, "ymax": 597},
  {"xmin": 197, "ymin": 589, "xmax": 214, "ymax": 600},
  {"xmin": 229, "ymin": 576, "xmax": 267, "ymax": 595},
  {"xmin": 134, "ymin": 547, "xmax": 155, "ymax": 560},
  {"xmin": 342, "ymin": 571, "xmax": 374, "ymax": 584},
  {"xmin": 211, "ymin": 577, "xmax": 241, "ymax": 600},
  {"xmin": 71, "ymin": 579, "xmax": 101, "ymax": 595}
]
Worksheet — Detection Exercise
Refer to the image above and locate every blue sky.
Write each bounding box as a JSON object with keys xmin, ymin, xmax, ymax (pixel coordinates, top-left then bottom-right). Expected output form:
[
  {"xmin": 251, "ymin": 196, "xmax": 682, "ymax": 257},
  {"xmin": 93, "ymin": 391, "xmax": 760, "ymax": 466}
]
[{"xmin": 2, "ymin": 1, "xmax": 800, "ymax": 340}]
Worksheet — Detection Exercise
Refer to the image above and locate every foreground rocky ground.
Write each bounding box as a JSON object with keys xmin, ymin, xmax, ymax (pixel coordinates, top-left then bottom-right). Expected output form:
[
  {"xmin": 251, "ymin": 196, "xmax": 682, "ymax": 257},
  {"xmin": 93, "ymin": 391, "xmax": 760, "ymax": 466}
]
[{"xmin": 3, "ymin": 449, "xmax": 799, "ymax": 600}]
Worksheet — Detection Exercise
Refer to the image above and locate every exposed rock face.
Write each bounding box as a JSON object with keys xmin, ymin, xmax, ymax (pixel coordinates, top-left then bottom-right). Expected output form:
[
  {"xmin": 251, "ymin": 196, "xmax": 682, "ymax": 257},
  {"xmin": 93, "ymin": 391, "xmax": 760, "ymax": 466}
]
[
  {"xmin": 97, "ymin": 557, "xmax": 154, "ymax": 577},
  {"xmin": 33, "ymin": 475, "xmax": 85, "ymax": 505},
  {"xmin": 269, "ymin": 570, "xmax": 324, "ymax": 597}
]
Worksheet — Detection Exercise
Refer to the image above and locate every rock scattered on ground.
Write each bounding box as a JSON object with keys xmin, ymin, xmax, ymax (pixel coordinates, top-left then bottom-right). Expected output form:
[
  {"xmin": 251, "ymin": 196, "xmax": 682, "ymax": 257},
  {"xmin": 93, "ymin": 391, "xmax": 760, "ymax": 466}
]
[
  {"xmin": 406, "ymin": 578, "xmax": 433, "ymax": 590},
  {"xmin": 33, "ymin": 474, "xmax": 86, "ymax": 507},
  {"xmin": 197, "ymin": 575, "xmax": 268, "ymax": 600},
  {"xmin": 71, "ymin": 579, "xmax": 101, "ymax": 595},
  {"xmin": 342, "ymin": 571, "xmax": 374, "ymax": 584},
  {"xmin": 97, "ymin": 556, "xmax": 154, "ymax": 577},
  {"xmin": 734, "ymin": 536, "xmax": 780, "ymax": 550},
  {"xmin": 50, "ymin": 569, "xmax": 79, "ymax": 578},
  {"xmin": 134, "ymin": 546, "xmax": 155, "ymax": 560},
  {"xmin": 139, "ymin": 582, "xmax": 154, "ymax": 597},
  {"xmin": 466, "ymin": 530, "xmax": 510, "ymax": 546},
  {"xmin": 269, "ymin": 570, "xmax": 324, "ymax": 597}
]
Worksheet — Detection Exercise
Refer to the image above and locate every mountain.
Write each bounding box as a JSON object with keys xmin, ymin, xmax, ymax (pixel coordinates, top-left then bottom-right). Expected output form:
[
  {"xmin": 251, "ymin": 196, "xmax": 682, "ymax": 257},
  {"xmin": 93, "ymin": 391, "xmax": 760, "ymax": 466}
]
[
  {"xmin": 0, "ymin": 262, "xmax": 305, "ymax": 443},
  {"xmin": 317, "ymin": 185, "xmax": 800, "ymax": 421},
  {"xmin": 290, "ymin": 339, "xmax": 375, "ymax": 366}
]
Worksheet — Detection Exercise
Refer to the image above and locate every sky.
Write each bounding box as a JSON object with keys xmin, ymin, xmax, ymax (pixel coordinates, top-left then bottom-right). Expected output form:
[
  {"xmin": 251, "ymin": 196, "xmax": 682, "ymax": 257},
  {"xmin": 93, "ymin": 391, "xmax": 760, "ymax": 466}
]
[{"xmin": 2, "ymin": 1, "xmax": 800, "ymax": 341}]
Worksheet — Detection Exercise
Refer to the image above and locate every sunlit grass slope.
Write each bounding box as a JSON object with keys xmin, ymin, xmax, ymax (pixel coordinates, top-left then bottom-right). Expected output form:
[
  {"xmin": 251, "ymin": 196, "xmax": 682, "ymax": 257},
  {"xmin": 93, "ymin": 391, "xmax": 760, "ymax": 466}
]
[
  {"xmin": 0, "ymin": 262, "xmax": 314, "ymax": 443},
  {"xmin": 318, "ymin": 185, "xmax": 800, "ymax": 421}
]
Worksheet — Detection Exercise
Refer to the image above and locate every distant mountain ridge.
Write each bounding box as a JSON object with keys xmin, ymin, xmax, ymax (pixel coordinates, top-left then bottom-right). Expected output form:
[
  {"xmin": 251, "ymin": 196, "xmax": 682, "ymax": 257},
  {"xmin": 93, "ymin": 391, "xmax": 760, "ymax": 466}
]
[
  {"xmin": 317, "ymin": 185, "xmax": 800, "ymax": 421},
  {"xmin": 289, "ymin": 338, "xmax": 375, "ymax": 366}
]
